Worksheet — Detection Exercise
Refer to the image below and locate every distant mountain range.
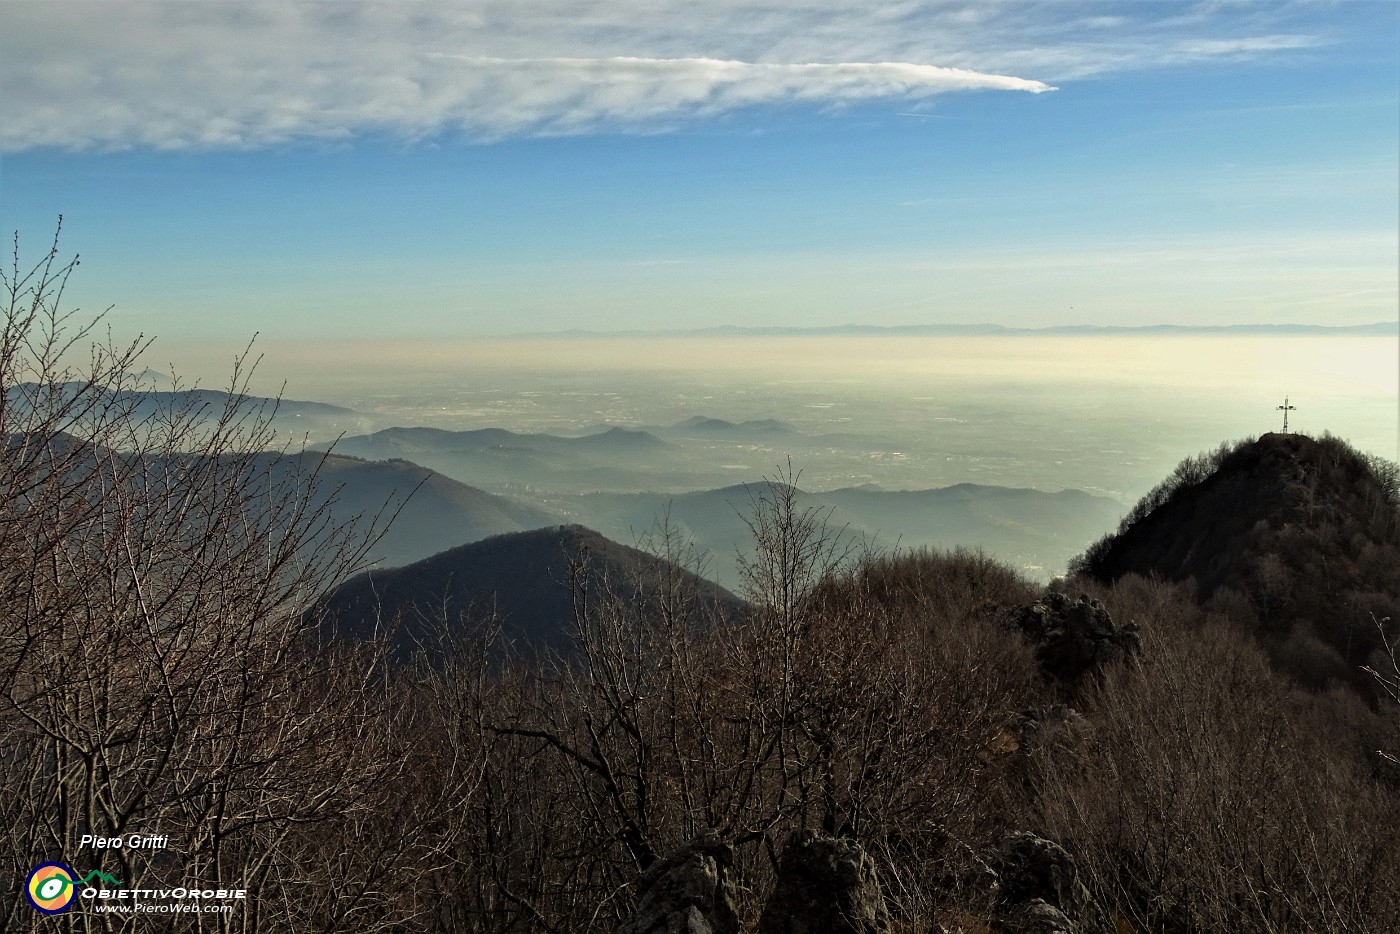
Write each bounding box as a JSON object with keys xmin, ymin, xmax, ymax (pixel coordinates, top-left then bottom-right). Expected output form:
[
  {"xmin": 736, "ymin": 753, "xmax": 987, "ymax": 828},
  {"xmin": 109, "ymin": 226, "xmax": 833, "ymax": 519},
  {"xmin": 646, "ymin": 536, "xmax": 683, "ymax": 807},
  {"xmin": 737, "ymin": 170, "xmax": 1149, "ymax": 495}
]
[
  {"xmin": 295, "ymin": 452, "xmax": 558, "ymax": 568},
  {"xmin": 551, "ymin": 480, "xmax": 1123, "ymax": 586},
  {"xmin": 310, "ymin": 414, "xmax": 1127, "ymax": 580},
  {"xmin": 318, "ymin": 424, "xmax": 684, "ymax": 492},
  {"xmin": 323, "ymin": 418, "xmax": 908, "ymax": 494},
  {"xmin": 4, "ymin": 382, "xmax": 369, "ymax": 443},
  {"xmin": 523, "ymin": 322, "xmax": 1399, "ymax": 339},
  {"xmin": 7, "ymin": 380, "xmax": 1133, "ymax": 582}
]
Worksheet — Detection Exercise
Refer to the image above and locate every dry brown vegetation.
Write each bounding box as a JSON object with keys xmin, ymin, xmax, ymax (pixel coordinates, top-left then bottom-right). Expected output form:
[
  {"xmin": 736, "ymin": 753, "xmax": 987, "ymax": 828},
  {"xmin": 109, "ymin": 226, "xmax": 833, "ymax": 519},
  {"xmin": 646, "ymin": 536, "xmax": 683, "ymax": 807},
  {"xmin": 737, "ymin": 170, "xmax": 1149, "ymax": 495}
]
[{"xmin": 3, "ymin": 232, "xmax": 1398, "ymax": 932}]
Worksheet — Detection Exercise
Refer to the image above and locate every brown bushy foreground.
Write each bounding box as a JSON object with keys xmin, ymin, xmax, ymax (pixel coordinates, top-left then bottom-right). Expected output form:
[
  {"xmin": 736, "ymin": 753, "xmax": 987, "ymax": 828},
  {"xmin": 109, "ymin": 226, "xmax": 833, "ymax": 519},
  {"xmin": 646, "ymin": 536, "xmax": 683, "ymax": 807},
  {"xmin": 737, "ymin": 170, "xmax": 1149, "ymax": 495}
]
[{"xmin": 3, "ymin": 236, "xmax": 1398, "ymax": 931}]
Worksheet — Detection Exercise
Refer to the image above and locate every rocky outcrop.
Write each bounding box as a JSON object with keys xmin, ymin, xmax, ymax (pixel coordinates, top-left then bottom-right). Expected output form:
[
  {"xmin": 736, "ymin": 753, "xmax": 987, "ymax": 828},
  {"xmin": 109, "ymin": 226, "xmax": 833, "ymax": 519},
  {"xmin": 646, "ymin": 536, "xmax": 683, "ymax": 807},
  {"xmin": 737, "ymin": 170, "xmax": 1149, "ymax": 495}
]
[
  {"xmin": 999, "ymin": 898, "xmax": 1077, "ymax": 934},
  {"xmin": 1004, "ymin": 592, "xmax": 1140, "ymax": 685},
  {"xmin": 758, "ymin": 831, "xmax": 889, "ymax": 934},
  {"xmin": 988, "ymin": 832, "xmax": 1089, "ymax": 934},
  {"xmin": 618, "ymin": 834, "xmax": 739, "ymax": 934}
]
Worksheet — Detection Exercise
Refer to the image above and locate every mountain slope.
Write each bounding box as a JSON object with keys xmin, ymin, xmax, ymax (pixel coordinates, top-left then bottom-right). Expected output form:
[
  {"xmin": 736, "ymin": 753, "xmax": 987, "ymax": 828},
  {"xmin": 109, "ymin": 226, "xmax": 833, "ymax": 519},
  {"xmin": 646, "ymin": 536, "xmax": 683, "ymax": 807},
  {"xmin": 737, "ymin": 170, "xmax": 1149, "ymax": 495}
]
[
  {"xmin": 1076, "ymin": 432, "xmax": 1400, "ymax": 689},
  {"xmin": 557, "ymin": 482, "xmax": 1122, "ymax": 587},
  {"xmin": 5, "ymin": 382, "xmax": 366, "ymax": 442},
  {"xmin": 292, "ymin": 453, "xmax": 560, "ymax": 568},
  {"xmin": 4, "ymin": 434, "xmax": 560, "ymax": 571},
  {"xmin": 321, "ymin": 525, "xmax": 746, "ymax": 656},
  {"xmin": 322, "ymin": 425, "xmax": 681, "ymax": 492}
]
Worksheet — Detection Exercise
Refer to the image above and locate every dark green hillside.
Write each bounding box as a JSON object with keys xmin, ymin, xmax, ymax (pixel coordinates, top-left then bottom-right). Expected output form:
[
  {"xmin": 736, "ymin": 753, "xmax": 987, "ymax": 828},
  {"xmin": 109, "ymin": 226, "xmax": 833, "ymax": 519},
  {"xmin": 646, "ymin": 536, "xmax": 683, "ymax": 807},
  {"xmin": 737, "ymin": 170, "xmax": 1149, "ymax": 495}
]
[
  {"xmin": 320, "ymin": 524, "xmax": 745, "ymax": 656},
  {"xmin": 1075, "ymin": 432, "xmax": 1400, "ymax": 690}
]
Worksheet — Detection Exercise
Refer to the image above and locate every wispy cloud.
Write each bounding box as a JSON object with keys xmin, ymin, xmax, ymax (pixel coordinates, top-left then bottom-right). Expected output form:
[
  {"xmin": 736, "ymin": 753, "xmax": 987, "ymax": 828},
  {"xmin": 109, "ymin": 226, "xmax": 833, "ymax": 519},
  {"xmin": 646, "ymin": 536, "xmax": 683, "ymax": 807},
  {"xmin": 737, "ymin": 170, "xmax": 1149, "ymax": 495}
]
[
  {"xmin": 0, "ymin": 1, "xmax": 1337, "ymax": 152},
  {"xmin": 1175, "ymin": 34, "xmax": 1322, "ymax": 57}
]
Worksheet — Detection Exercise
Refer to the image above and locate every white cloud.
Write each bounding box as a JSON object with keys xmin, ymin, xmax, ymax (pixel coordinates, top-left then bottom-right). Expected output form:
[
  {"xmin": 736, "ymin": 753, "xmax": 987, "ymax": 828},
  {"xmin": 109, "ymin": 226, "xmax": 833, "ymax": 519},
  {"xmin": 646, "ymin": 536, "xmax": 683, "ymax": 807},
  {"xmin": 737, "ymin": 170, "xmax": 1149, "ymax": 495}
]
[
  {"xmin": 1176, "ymin": 35, "xmax": 1322, "ymax": 57},
  {"xmin": 0, "ymin": 0, "xmax": 1334, "ymax": 152}
]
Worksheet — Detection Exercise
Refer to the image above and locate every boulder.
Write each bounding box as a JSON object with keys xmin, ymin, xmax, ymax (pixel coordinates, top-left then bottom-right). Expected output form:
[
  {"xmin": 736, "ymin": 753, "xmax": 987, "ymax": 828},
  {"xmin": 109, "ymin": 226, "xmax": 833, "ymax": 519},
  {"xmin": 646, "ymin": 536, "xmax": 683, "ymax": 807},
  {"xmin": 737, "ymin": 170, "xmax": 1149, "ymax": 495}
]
[
  {"xmin": 618, "ymin": 834, "xmax": 739, "ymax": 934},
  {"xmin": 1000, "ymin": 899, "xmax": 1077, "ymax": 934},
  {"xmin": 759, "ymin": 830, "xmax": 889, "ymax": 934},
  {"xmin": 989, "ymin": 832, "xmax": 1089, "ymax": 934},
  {"xmin": 1004, "ymin": 592, "xmax": 1140, "ymax": 684}
]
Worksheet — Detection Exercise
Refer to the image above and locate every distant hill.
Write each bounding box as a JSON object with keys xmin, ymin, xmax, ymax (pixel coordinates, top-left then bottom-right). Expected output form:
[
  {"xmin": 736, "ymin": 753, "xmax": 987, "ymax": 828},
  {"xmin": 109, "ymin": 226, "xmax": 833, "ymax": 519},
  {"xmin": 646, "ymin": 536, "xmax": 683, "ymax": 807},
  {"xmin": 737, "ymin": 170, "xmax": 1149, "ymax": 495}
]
[
  {"xmin": 668, "ymin": 416, "xmax": 801, "ymax": 439},
  {"xmin": 290, "ymin": 453, "xmax": 560, "ymax": 568},
  {"xmin": 4, "ymin": 382, "xmax": 367, "ymax": 443},
  {"xmin": 554, "ymin": 481, "xmax": 1123, "ymax": 587},
  {"xmin": 6, "ymin": 381, "xmax": 354, "ymax": 418},
  {"xmin": 320, "ymin": 525, "xmax": 746, "ymax": 657},
  {"xmin": 323, "ymin": 417, "xmax": 923, "ymax": 494},
  {"xmin": 566, "ymin": 416, "xmax": 888, "ymax": 448},
  {"xmin": 331, "ymin": 425, "xmax": 670, "ymax": 454},
  {"xmin": 521, "ymin": 322, "xmax": 1400, "ymax": 339},
  {"xmin": 568, "ymin": 426, "xmax": 673, "ymax": 449},
  {"xmin": 321, "ymin": 425, "xmax": 683, "ymax": 492},
  {"xmin": 1075, "ymin": 432, "xmax": 1400, "ymax": 691}
]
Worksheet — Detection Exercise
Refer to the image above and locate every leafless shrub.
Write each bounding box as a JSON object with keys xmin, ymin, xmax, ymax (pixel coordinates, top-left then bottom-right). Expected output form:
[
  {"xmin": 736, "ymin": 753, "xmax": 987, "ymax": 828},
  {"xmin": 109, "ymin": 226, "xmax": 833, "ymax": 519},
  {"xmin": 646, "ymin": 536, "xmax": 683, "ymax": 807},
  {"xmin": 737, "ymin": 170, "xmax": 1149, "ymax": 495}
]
[
  {"xmin": 0, "ymin": 226, "xmax": 419, "ymax": 932},
  {"xmin": 1363, "ymin": 615, "xmax": 1400, "ymax": 767},
  {"xmin": 1032, "ymin": 580, "xmax": 1400, "ymax": 933}
]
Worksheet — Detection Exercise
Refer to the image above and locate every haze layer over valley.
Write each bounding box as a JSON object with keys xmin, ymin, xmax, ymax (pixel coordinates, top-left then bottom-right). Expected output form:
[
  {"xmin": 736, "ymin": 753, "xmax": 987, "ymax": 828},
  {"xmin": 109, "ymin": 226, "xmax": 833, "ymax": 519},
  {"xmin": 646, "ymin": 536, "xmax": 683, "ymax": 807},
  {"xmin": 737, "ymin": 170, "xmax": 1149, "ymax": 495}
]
[
  {"xmin": 189, "ymin": 328, "xmax": 1398, "ymax": 582},
  {"xmin": 271, "ymin": 332, "xmax": 1396, "ymax": 500}
]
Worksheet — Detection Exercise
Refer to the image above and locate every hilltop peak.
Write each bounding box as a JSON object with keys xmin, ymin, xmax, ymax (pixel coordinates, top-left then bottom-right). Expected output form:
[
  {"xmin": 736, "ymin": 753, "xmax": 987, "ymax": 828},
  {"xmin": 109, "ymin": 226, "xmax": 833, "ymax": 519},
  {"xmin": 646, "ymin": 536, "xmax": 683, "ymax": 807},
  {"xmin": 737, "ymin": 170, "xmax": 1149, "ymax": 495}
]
[
  {"xmin": 1076, "ymin": 432, "xmax": 1399, "ymax": 691},
  {"xmin": 320, "ymin": 525, "xmax": 742, "ymax": 658}
]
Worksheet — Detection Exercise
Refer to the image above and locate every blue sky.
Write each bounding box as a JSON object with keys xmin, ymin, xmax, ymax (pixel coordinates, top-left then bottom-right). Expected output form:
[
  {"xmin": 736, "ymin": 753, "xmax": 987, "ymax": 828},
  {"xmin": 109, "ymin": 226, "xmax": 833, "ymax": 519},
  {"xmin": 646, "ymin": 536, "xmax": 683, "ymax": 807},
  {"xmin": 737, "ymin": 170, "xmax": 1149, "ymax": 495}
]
[{"xmin": 1, "ymin": 1, "xmax": 1397, "ymax": 344}]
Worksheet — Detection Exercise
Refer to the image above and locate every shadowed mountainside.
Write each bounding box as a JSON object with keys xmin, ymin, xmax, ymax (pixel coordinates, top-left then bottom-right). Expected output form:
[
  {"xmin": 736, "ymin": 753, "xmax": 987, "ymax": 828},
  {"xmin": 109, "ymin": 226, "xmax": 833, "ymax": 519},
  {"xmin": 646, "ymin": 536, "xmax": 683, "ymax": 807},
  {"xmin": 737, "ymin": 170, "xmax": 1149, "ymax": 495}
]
[
  {"xmin": 1075, "ymin": 431, "xmax": 1400, "ymax": 691},
  {"xmin": 0, "ymin": 432, "xmax": 558, "ymax": 572},
  {"xmin": 283, "ymin": 452, "xmax": 560, "ymax": 568},
  {"xmin": 320, "ymin": 524, "xmax": 746, "ymax": 657}
]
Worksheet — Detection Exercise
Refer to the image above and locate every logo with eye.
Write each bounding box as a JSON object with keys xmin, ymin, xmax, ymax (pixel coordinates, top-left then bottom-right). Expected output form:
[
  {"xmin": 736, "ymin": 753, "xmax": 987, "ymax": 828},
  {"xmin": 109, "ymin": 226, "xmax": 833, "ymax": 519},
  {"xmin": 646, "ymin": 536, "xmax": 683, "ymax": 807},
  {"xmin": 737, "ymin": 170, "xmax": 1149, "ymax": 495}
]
[{"xmin": 26, "ymin": 863, "xmax": 78, "ymax": 914}]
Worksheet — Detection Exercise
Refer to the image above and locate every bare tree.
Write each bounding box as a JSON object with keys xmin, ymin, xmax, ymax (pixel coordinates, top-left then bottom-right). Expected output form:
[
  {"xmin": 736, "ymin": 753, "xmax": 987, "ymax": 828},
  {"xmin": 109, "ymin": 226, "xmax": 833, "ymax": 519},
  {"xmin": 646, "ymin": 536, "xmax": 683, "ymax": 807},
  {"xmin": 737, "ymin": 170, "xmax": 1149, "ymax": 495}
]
[
  {"xmin": 0, "ymin": 226, "xmax": 420, "ymax": 932},
  {"xmin": 1363, "ymin": 614, "xmax": 1399, "ymax": 766}
]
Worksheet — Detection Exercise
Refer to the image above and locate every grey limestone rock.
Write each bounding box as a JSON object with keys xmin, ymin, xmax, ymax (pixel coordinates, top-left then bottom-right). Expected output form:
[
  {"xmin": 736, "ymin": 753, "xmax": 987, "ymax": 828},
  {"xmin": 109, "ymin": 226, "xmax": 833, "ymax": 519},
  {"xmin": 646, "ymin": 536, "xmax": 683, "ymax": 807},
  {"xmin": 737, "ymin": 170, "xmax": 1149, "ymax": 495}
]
[
  {"xmin": 618, "ymin": 834, "xmax": 739, "ymax": 934},
  {"xmin": 759, "ymin": 830, "xmax": 889, "ymax": 934},
  {"xmin": 1005, "ymin": 592, "xmax": 1140, "ymax": 684},
  {"xmin": 988, "ymin": 832, "xmax": 1089, "ymax": 934}
]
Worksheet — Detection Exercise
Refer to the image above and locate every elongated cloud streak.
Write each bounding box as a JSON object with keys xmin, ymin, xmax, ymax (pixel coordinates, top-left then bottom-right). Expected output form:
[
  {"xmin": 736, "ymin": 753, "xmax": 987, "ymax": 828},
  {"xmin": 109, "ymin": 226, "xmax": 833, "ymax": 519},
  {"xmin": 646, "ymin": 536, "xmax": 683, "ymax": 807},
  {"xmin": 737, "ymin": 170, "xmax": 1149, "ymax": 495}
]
[
  {"xmin": 0, "ymin": 51, "xmax": 1050, "ymax": 152},
  {"xmin": 428, "ymin": 56, "xmax": 1055, "ymax": 136},
  {"xmin": 0, "ymin": 0, "xmax": 1325, "ymax": 152}
]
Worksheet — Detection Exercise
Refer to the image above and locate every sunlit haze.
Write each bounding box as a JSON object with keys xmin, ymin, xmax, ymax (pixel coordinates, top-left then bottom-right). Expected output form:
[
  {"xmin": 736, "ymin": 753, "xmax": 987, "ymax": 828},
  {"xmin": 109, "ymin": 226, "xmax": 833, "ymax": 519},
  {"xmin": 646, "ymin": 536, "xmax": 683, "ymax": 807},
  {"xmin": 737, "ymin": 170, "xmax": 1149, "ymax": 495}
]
[{"xmin": 1, "ymin": 1, "xmax": 1396, "ymax": 522}]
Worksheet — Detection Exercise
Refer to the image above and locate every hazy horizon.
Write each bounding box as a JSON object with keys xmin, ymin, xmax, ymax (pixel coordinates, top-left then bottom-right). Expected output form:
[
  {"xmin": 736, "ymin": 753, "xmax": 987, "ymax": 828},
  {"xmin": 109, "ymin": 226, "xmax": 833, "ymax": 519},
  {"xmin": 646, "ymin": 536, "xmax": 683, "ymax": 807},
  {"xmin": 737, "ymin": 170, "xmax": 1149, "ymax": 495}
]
[
  {"xmin": 141, "ymin": 332, "xmax": 1392, "ymax": 506},
  {"xmin": 2, "ymin": 1, "xmax": 1396, "ymax": 506}
]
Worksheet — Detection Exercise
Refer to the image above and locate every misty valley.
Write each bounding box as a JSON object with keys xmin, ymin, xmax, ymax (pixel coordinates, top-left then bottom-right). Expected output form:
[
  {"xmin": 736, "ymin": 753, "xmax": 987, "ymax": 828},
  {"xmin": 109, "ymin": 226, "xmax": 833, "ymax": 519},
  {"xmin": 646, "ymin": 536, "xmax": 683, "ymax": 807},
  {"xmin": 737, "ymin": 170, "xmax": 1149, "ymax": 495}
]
[{"xmin": 167, "ymin": 331, "xmax": 1396, "ymax": 586}]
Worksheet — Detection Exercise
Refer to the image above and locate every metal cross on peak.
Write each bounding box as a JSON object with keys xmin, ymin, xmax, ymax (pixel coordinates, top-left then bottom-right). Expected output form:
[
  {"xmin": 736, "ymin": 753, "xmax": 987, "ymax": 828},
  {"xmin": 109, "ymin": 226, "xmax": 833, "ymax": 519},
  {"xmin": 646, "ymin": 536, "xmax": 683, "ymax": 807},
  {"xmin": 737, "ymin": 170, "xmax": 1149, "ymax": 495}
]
[{"xmin": 1277, "ymin": 396, "xmax": 1296, "ymax": 433}]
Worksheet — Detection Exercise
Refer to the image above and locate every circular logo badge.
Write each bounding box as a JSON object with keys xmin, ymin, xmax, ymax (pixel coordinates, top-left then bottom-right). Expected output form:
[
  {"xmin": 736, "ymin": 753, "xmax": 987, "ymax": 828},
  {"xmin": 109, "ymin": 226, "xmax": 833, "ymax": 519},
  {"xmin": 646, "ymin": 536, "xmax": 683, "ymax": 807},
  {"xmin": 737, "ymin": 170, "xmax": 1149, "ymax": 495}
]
[{"xmin": 26, "ymin": 863, "xmax": 77, "ymax": 914}]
